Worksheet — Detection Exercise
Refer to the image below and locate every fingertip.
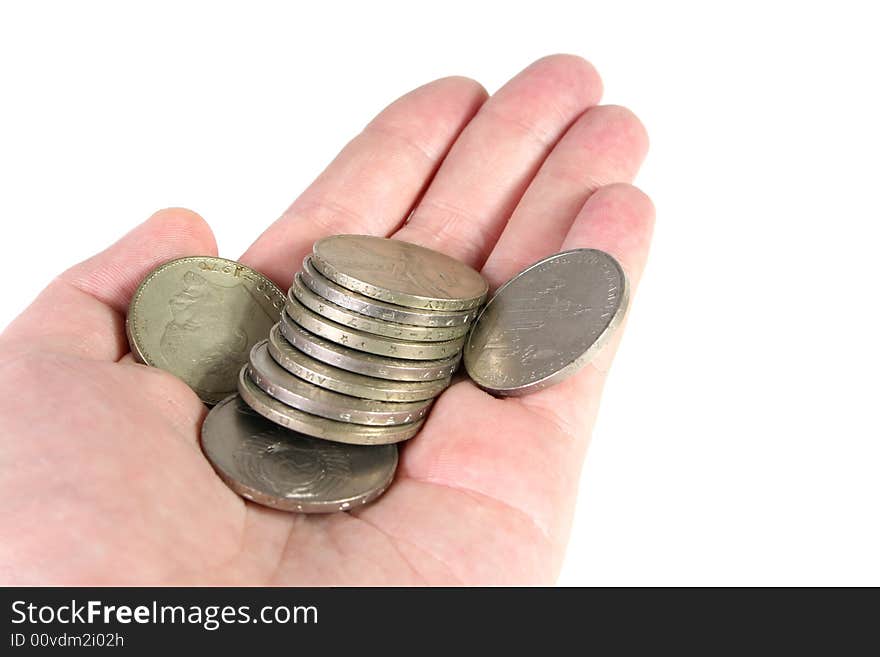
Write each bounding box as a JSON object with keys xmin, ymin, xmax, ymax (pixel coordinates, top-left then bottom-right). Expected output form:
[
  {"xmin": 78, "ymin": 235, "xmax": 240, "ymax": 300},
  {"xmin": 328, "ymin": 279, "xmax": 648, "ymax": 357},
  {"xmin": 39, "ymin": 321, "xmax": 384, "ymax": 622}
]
[
  {"xmin": 584, "ymin": 105, "xmax": 650, "ymax": 161},
  {"xmin": 522, "ymin": 53, "xmax": 604, "ymax": 104},
  {"xmin": 145, "ymin": 207, "xmax": 218, "ymax": 257},
  {"xmin": 563, "ymin": 183, "xmax": 655, "ymax": 283},
  {"xmin": 429, "ymin": 75, "xmax": 489, "ymax": 103}
]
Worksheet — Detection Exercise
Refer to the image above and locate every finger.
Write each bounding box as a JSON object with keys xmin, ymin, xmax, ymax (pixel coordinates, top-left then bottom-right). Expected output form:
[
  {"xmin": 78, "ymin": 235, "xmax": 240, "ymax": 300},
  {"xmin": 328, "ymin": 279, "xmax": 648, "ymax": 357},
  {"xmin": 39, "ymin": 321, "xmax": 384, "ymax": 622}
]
[
  {"xmin": 240, "ymin": 76, "xmax": 488, "ymax": 286},
  {"xmin": 481, "ymin": 105, "xmax": 648, "ymax": 288},
  {"xmin": 393, "ymin": 54, "xmax": 603, "ymax": 267},
  {"xmin": 377, "ymin": 184, "xmax": 654, "ymax": 581},
  {"xmin": 513, "ymin": 183, "xmax": 656, "ymax": 441},
  {"xmin": 0, "ymin": 208, "xmax": 217, "ymax": 361}
]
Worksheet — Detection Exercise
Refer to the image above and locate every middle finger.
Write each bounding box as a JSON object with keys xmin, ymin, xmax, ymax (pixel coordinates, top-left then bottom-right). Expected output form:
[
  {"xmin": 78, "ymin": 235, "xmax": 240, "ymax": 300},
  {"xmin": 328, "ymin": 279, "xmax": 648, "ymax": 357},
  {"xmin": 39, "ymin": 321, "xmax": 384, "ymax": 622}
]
[{"xmin": 393, "ymin": 54, "xmax": 603, "ymax": 268}]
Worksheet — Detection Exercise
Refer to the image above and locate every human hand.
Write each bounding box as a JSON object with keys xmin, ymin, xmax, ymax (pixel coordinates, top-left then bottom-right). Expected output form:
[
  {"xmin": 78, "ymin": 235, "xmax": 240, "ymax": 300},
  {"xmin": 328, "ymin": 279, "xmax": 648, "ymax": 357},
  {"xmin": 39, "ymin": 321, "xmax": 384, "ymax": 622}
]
[{"xmin": 0, "ymin": 55, "xmax": 652, "ymax": 585}]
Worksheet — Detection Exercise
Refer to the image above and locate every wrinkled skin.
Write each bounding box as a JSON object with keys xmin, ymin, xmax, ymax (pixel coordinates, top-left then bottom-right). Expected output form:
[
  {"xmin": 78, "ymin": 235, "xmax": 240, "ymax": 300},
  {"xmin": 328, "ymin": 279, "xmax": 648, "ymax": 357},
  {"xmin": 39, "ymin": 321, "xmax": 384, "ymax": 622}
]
[{"xmin": 0, "ymin": 55, "xmax": 652, "ymax": 585}]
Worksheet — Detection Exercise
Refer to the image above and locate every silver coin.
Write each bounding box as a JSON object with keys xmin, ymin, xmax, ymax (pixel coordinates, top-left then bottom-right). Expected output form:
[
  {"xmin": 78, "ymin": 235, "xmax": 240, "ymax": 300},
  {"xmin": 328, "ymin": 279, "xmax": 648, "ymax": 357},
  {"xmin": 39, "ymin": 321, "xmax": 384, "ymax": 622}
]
[
  {"xmin": 201, "ymin": 395, "xmax": 398, "ymax": 513},
  {"xmin": 311, "ymin": 235, "xmax": 488, "ymax": 311},
  {"xmin": 238, "ymin": 366, "xmax": 423, "ymax": 445},
  {"xmin": 279, "ymin": 311, "xmax": 460, "ymax": 382},
  {"xmin": 301, "ymin": 256, "xmax": 478, "ymax": 327},
  {"xmin": 291, "ymin": 273, "xmax": 470, "ymax": 342},
  {"xmin": 248, "ymin": 340, "xmax": 432, "ymax": 425},
  {"xmin": 126, "ymin": 256, "xmax": 285, "ymax": 404},
  {"xmin": 268, "ymin": 324, "xmax": 449, "ymax": 402},
  {"xmin": 464, "ymin": 249, "xmax": 629, "ymax": 396},
  {"xmin": 286, "ymin": 294, "xmax": 465, "ymax": 360}
]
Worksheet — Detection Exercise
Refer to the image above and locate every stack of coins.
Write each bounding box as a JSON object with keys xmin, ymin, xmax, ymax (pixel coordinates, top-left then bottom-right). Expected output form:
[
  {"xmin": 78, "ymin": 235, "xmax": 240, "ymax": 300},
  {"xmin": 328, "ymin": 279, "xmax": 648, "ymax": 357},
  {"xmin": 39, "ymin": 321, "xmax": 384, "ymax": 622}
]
[
  {"xmin": 202, "ymin": 235, "xmax": 488, "ymax": 512},
  {"xmin": 238, "ymin": 234, "xmax": 487, "ymax": 442}
]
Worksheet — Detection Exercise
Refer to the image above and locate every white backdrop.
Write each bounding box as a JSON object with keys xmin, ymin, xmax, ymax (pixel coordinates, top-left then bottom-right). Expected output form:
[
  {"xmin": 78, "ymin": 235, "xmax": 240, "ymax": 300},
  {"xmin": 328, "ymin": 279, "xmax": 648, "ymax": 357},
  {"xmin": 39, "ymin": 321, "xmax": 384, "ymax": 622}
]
[{"xmin": 1, "ymin": 1, "xmax": 877, "ymax": 585}]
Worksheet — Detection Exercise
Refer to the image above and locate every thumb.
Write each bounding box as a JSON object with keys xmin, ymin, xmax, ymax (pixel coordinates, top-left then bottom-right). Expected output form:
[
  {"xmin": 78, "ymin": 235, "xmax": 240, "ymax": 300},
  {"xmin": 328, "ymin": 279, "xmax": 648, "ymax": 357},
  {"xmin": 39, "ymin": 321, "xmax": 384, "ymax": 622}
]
[{"xmin": 0, "ymin": 208, "xmax": 217, "ymax": 361}]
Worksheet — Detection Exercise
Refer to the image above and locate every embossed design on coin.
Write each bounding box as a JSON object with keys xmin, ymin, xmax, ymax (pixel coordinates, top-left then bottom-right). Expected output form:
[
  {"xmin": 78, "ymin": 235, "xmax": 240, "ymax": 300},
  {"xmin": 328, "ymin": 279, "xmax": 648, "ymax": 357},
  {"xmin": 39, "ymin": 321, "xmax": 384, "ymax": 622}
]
[
  {"xmin": 311, "ymin": 235, "xmax": 488, "ymax": 311},
  {"xmin": 464, "ymin": 249, "xmax": 629, "ymax": 396},
  {"xmin": 127, "ymin": 256, "xmax": 285, "ymax": 404},
  {"xmin": 201, "ymin": 395, "xmax": 398, "ymax": 513}
]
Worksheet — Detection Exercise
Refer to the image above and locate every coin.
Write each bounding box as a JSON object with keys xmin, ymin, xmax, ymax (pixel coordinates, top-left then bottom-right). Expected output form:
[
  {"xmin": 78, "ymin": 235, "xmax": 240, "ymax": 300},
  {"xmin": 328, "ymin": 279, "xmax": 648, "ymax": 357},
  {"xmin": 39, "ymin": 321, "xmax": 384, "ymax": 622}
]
[
  {"xmin": 238, "ymin": 366, "xmax": 423, "ymax": 444},
  {"xmin": 201, "ymin": 395, "xmax": 398, "ymax": 513},
  {"xmin": 301, "ymin": 256, "xmax": 478, "ymax": 327},
  {"xmin": 464, "ymin": 249, "xmax": 629, "ymax": 396},
  {"xmin": 279, "ymin": 311, "xmax": 460, "ymax": 381},
  {"xmin": 311, "ymin": 235, "xmax": 488, "ymax": 311},
  {"xmin": 268, "ymin": 324, "xmax": 448, "ymax": 402},
  {"xmin": 291, "ymin": 273, "xmax": 469, "ymax": 342},
  {"xmin": 126, "ymin": 256, "xmax": 285, "ymax": 404},
  {"xmin": 248, "ymin": 341, "xmax": 432, "ymax": 425},
  {"xmin": 286, "ymin": 294, "xmax": 466, "ymax": 360}
]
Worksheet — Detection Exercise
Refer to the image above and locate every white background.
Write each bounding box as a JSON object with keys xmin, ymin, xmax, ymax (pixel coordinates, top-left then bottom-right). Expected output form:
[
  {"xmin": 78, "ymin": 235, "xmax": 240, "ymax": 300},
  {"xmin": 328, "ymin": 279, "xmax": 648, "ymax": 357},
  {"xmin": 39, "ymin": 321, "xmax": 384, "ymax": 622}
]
[{"xmin": 1, "ymin": 1, "xmax": 878, "ymax": 585}]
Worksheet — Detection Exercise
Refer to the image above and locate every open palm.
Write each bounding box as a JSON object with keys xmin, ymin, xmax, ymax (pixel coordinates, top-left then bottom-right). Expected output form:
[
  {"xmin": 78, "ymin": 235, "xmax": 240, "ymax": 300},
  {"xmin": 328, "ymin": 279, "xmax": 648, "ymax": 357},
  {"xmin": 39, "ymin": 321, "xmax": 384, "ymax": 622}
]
[{"xmin": 0, "ymin": 56, "xmax": 652, "ymax": 585}]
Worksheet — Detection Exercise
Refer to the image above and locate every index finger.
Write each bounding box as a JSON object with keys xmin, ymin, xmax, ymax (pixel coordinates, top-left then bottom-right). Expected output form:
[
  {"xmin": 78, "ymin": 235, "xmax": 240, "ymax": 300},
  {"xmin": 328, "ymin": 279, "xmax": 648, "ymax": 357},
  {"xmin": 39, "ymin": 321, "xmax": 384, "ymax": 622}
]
[{"xmin": 239, "ymin": 76, "xmax": 487, "ymax": 287}]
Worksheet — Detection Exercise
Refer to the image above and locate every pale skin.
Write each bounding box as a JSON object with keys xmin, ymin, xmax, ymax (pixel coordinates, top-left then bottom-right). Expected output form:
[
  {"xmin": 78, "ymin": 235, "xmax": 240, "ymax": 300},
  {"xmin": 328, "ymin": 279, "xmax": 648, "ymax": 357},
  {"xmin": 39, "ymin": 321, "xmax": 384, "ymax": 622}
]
[{"xmin": 0, "ymin": 55, "xmax": 652, "ymax": 585}]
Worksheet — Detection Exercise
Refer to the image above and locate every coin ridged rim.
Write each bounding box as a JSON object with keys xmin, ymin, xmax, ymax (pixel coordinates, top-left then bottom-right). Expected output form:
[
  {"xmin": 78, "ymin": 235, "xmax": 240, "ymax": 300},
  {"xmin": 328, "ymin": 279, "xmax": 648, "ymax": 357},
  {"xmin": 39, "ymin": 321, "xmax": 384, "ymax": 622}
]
[
  {"xmin": 248, "ymin": 341, "xmax": 432, "ymax": 425},
  {"xmin": 311, "ymin": 235, "xmax": 488, "ymax": 311},
  {"xmin": 201, "ymin": 395, "xmax": 398, "ymax": 513},
  {"xmin": 279, "ymin": 311, "xmax": 460, "ymax": 381},
  {"xmin": 238, "ymin": 366, "xmax": 423, "ymax": 445},
  {"xmin": 125, "ymin": 255, "xmax": 286, "ymax": 404},
  {"xmin": 464, "ymin": 249, "xmax": 630, "ymax": 396},
  {"xmin": 291, "ymin": 273, "xmax": 470, "ymax": 342},
  {"xmin": 301, "ymin": 257, "xmax": 478, "ymax": 327},
  {"xmin": 268, "ymin": 324, "xmax": 449, "ymax": 402},
  {"xmin": 286, "ymin": 294, "xmax": 466, "ymax": 360}
]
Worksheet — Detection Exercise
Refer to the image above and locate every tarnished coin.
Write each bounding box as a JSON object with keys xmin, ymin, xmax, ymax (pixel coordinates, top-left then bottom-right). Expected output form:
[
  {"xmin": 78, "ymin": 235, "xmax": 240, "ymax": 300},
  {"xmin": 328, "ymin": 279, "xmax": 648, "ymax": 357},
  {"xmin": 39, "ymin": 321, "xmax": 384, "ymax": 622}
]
[
  {"xmin": 126, "ymin": 256, "xmax": 285, "ymax": 404},
  {"xmin": 238, "ymin": 366, "xmax": 423, "ymax": 445},
  {"xmin": 201, "ymin": 395, "xmax": 398, "ymax": 513},
  {"xmin": 464, "ymin": 249, "xmax": 629, "ymax": 396},
  {"xmin": 279, "ymin": 311, "xmax": 460, "ymax": 381},
  {"xmin": 286, "ymin": 294, "xmax": 465, "ymax": 360},
  {"xmin": 311, "ymin": 235, "xmax": 488, "ymax": 311},
  {"xmin": 268, "ymin": 324, "xmax": 449, "ymax": 402},
  {"xmin": 291, "ymin": 273, "xmax": 469, "ymax": 342},
  {"xmin": 301, "ymin": 256, "xmax": 478, "ymax": 327},
  {"xmin": 248, "ymin": 341, "xmax": 432, "ymax": 425}
]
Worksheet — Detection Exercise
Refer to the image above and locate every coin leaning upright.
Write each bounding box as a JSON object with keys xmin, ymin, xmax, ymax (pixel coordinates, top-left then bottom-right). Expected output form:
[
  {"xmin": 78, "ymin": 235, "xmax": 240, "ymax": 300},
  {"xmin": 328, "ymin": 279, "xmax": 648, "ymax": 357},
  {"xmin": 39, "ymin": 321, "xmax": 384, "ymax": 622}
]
[
  {"xmin": 126, "ymin": 256, "xmax": 285, "ymax": 404},
  {"xmin": 201, "ymin": 395, "xmax": 398, "ymax": 513},
  {"xmin": 464, "ymin": 249, "xmax": 629, "ymax": 396},
  {"xmin": 311, "ymin": 235, "xmax": 488, "ymax": 311}
]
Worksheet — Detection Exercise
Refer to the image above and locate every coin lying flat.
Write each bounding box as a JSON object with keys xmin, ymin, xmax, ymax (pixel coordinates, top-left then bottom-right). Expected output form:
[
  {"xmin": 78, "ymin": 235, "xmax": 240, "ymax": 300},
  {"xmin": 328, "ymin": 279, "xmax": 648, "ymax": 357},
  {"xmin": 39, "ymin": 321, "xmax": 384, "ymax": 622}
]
[
  {"xmin": 301, "ymin": 256, "xmax": 478, "ymax": 327},
  {"xmin": 126, "ymin": 256, "xmax": 285, "ymax": 404},
  {"xmin": 286, "ymin": 294, "xmax": 465, "ymax": 360},
  {"xmin": 291, "ymin": 273, "xmax": 469, "ymax": 342},
  {"xmin": 268, "ymin": 324, "xmax": 448, "ymax": 402},
  {"xmin": 464, "ymin": 249, "xmax": 629, "ymax": 396},
  {"xmin": 201, "ymin": 395, "xmax": 398, "ymax": 513},
  {"xmin": 311, "ymin": 235, "xmax": 488, "ymax": 311},
  {"xmin": 238, "ymin": 366, "xmax": 423, "ymax": 444},
  {"xmin": 279, "ymin": 311, "xmax": 460, "ymax": 381},
  {"xmin": 248, "ymin": 341, "xmax": 432, "ymax": 425}
]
